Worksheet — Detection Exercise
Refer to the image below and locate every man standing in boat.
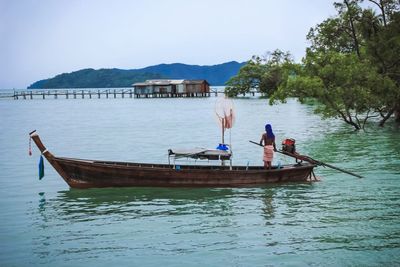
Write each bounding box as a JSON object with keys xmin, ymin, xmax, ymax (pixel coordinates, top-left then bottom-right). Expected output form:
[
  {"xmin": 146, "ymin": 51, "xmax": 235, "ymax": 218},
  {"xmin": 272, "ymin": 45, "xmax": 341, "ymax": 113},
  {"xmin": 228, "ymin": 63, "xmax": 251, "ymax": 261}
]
[{"xmin": 260, "ymin": 124, "xmax": 277, "ymax": 169}]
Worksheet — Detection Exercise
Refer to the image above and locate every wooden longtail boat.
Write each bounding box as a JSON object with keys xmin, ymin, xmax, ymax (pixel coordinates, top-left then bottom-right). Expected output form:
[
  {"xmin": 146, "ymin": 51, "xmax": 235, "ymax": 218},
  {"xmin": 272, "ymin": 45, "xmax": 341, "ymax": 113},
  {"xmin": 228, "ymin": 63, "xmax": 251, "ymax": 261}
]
[{"xmin": 30, "ymin": 131, "xmax": 317, "ymax": 189}]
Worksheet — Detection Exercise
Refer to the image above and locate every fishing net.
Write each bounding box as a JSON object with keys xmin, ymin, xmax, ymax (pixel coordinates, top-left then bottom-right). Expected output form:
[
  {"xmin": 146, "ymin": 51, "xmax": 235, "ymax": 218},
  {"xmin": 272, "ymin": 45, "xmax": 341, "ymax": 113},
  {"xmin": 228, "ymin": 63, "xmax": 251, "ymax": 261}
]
[{"xmin": 215, "ymin": 97, "xmax": 235, "ymax": 130}]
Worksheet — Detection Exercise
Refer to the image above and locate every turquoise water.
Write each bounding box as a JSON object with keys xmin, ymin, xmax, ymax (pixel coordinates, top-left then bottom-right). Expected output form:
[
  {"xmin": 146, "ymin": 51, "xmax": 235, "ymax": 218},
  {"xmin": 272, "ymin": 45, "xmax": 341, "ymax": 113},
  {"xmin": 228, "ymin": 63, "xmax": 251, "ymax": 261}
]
[{"xmin": 0, "ymin": 96, "xmax": 399, "ymax": 266}]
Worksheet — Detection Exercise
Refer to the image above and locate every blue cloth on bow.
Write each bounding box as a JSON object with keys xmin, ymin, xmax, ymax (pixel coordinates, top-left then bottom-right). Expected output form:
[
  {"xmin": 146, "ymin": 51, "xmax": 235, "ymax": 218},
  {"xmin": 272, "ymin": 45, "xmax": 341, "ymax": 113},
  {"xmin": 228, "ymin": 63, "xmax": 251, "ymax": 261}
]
[{"xmin": 38, "ymin": 155, "xmax": 44, "ymax": 180}]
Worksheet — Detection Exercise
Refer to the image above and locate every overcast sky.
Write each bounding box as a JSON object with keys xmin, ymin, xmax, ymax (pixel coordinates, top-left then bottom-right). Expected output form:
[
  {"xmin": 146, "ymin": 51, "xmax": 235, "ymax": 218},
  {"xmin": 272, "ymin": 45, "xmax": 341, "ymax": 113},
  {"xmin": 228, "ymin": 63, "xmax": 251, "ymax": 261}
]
[{"xmin": 0, "ymin": 0, "xmax": 338, "ymax": 89}]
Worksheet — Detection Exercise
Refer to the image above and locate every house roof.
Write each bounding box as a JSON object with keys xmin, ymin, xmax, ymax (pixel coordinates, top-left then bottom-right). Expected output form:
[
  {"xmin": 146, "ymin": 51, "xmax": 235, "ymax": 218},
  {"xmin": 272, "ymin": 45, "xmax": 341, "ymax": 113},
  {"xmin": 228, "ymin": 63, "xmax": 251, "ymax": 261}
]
[
  {"xmin": 132, "ymin": 79, "xmax": 185, "ymax": 86},
  {"xmin": 132, "ymin": 79, "xmax": 208, "ymax": 87},
  {"xmin": 184, "ymin": 80, "xmax": 209, "ymax": 85},
  {"xmin": 132, "ymin": 82, "xmax": 149, "ymax": 86}
]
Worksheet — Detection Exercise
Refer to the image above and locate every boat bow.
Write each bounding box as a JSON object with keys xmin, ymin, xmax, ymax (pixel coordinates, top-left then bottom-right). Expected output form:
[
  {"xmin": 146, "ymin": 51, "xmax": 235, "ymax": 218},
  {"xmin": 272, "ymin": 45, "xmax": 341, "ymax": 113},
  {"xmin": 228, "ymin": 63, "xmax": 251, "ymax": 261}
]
[{"xmin": 30, "ymin": 130, "xmax": 73, "ymax": 185}]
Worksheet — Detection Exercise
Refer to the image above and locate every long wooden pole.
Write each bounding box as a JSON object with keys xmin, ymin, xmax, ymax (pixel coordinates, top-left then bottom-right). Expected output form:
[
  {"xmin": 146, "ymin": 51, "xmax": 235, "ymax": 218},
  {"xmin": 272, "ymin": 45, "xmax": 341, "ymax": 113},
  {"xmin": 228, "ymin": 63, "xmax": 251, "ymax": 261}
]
[
  {"xmin": 249, "ymin": 140, "xmax": 363, "ymax": 178},
  {"xmin": 222, "ymin": 118, "xmax": 225, "ymax": 144}
]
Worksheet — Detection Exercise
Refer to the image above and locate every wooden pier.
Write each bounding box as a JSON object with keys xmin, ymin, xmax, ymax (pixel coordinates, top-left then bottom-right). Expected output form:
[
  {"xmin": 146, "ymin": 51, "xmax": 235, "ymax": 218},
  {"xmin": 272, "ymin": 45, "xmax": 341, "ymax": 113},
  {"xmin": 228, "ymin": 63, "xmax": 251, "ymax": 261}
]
[
  {"xmin": 135, "ymin": 92, "xmax": 211, "ymax": 98},
  {"xmin": 0, "ymin": 88, "xmax": 258, "ymax": 100},
  {"xmin": 0, "ymin": 89, "xmax": 135, "ymax": 100}
]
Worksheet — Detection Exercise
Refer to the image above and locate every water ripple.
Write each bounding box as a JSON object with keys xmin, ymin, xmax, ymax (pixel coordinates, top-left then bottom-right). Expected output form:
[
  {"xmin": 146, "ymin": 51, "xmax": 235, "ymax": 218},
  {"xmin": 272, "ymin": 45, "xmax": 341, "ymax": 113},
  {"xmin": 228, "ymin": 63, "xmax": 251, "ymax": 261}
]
[{"xmin": 1, "ymin": 98, "xmax": 400, "ymax": 266}]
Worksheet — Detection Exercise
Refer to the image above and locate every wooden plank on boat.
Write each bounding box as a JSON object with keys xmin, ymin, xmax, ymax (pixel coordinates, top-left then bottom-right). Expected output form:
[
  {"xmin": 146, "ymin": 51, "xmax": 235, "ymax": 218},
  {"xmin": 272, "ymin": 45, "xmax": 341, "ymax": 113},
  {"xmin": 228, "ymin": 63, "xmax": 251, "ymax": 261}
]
[{"xmin": 169, "ymin": 148, "xmax": 231, "ymax": 160}]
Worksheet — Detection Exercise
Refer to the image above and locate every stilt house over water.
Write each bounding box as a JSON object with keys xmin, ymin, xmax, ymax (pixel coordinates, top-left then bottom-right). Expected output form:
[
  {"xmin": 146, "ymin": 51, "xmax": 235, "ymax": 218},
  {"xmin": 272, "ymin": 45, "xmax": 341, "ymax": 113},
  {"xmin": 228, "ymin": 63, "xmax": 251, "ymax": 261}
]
[{"xmin": 132, "ymin": 79, "xmax": 210, "ymax": 98}]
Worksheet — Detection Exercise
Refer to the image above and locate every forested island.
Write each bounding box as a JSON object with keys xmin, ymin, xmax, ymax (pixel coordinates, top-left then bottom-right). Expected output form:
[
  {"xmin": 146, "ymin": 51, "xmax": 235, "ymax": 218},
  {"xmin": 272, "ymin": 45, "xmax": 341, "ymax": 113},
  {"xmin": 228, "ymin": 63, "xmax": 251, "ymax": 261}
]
[
  {"xmin": 28, "ymin": 61, "xmax": 245, "ymax": 89},
  {"xmin": 226, "ymin": 0, "xmax": 399, "ymax": 130}
]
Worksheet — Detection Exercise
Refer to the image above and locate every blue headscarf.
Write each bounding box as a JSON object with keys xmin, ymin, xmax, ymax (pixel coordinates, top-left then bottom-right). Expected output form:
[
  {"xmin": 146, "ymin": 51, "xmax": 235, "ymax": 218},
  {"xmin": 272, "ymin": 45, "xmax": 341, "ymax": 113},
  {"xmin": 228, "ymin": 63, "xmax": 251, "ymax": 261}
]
[{"xmin": 265, "ymin": 124, "xmax": 275, "ymax": 138}]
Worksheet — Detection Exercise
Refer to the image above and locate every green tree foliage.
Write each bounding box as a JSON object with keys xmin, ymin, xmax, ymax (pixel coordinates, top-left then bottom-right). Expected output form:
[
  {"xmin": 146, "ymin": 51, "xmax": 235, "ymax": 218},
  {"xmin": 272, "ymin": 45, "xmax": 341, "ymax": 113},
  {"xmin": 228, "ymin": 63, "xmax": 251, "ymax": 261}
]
[
  {"xmin": 225, "ymin": 50, "xmax": 293, "ymax": 97},
  {"xmin": 358, "ymin": 3, "xmax": 400, "ymax": 125},
  {"xmin": 272, "ymin": 51, "xmax": 395, "ymax": 130},
  {"xmin": 227, "ymin": 0, "xmax": 399, "ymax": 130},
  {"xmin": 272, "ymin": 0, "xmax": 400, "ymax": 130}
]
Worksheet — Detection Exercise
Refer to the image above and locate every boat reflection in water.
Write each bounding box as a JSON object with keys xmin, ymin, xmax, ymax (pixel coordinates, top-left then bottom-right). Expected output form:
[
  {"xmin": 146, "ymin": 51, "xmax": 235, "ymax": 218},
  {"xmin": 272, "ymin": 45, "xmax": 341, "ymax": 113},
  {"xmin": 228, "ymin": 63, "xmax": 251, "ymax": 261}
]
[
  {"xmin": 43, "ymin": 187, "xmax": 244, "ymax": 220},
  {"xmin": 31, "ymin": 184, "xmax": 328, "ymax": 262},
  {"xmin": 33, "ymin": 186, "xmax": 284, "ymax": 228}
]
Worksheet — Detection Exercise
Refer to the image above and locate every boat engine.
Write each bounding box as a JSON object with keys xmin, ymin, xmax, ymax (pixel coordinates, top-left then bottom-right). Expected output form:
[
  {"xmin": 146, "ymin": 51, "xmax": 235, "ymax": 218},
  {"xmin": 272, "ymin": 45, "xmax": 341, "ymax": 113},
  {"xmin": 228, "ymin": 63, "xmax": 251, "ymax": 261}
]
[{"xmin": 282, "ymin": 138, "xmax": 296, "ymax": 153}]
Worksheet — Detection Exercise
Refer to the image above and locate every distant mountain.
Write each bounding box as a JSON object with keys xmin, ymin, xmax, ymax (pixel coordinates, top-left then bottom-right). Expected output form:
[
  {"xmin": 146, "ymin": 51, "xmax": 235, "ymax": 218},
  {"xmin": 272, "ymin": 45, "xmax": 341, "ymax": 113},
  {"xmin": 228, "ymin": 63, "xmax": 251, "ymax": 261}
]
[
  {"xmin": 138, "ymin": 61, "xmax": 246, "ymax": 85},
  {"xmin": 28, "ymin": 61, "xmax": 246, "ymax": 89},
  {"xmin": 28, "ymin": 69, "xmax": 164, "ymax": 89}
]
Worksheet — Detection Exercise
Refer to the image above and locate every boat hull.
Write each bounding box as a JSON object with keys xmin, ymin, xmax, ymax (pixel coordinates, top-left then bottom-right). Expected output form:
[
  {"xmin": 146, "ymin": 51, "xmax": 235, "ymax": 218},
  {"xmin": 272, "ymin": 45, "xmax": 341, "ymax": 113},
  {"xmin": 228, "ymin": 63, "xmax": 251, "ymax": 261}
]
[
  {"xmin": 29, "ymin": 132, "xmax": 317, "ymax": 189},
  {"xmin": 53, "ymin": 157, "xmax": 316, "ymax": 188}
]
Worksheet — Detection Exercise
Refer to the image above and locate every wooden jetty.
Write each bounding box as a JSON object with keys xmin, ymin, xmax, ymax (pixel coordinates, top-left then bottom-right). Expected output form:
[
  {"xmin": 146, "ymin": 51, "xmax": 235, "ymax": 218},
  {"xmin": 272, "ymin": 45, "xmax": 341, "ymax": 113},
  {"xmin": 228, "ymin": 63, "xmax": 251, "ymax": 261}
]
[
  {"xmin": 135, "ymin": 92, "xmax": 211, "ymax": 98},
  {"xmin": 0, "ymin": 88, "xmax": 260, "ymax": 100},
  {"xmin": 1, "ymin": 89, "xmax": 135, "ymax": 100}
]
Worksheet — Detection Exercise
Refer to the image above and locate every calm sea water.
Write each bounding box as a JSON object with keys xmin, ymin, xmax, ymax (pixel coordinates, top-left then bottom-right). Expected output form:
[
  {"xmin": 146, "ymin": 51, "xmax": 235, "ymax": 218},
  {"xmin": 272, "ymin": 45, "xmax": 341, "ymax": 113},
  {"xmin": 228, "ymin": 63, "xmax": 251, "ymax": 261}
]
[{"xmin": 0, "ymin": 95, "xmax": 399, "ymax": 266}]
